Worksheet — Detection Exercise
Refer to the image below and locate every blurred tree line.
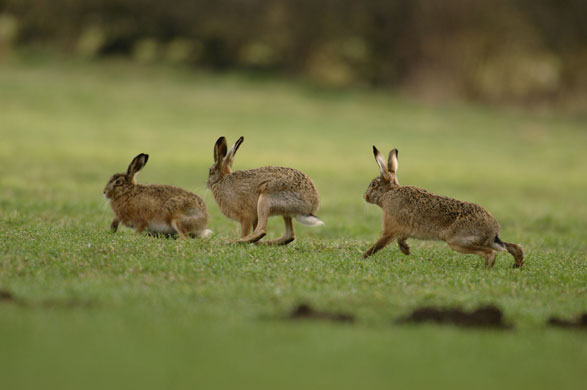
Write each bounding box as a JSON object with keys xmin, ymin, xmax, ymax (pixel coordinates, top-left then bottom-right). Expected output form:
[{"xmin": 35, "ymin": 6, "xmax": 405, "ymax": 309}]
[{"xmin": 1, "ymin": 0, "xmax": 586, "ymax": 107}]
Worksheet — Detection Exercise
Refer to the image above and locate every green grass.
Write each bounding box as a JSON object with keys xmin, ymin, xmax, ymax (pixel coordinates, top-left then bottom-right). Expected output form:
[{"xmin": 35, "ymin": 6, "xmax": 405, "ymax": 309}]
[{"xmin": 0, "ymin": 58, "xmax": 586, "ymax": 390}]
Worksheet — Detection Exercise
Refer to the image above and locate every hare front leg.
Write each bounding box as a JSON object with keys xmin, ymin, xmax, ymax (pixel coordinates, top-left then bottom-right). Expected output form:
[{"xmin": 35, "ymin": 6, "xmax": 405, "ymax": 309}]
[
  {"xmin": 110, "ymin": 218, "xmax": 120, "ymax": 232},
  {"xmin": 363, "ymin": 233, "xmax": 395, "ymax": 258},
  {"xmin": 364, "ymin": 214, "xmax": 398, "ymax": 258},
  {"xmin": 397, "ymin": 238, "xmax": 410, "ymax": 255},
  {"xmin": 239, "ymin": 218, "xmax": 252, "ymax": 238},
  {"xmin": 239, "ymin": 217, "xmax": 257, "ymax": 238},
  {"xmin": 135, "ymin": 220, "xmax": 147, "ymax": 235},
  {"xmin": 232, "ymin": 217, "xmax": 256, "ymax": 243}
]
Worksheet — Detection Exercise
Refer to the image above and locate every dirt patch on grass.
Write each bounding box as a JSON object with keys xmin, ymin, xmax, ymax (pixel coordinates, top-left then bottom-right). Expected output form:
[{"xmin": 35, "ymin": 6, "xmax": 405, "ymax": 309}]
[
  {"xmin": 0, "ymin": 289, "xmax": 16, "ymax": 302},
  {"xmin": 547, "ymin": 314, "xmax": 587, "ymax": 329},
  {"xmin": 288, "ymin": 303, "xmax": 355, "ymax": 323},
  {"xmin": 397, "ymin": 305, "xmax": 511, "ymax": 329}
]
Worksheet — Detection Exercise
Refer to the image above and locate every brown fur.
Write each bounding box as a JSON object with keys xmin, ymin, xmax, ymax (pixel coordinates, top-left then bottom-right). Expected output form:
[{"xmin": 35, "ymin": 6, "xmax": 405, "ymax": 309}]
[
  {"xmin": 104, "ymin": 153, "xmax": 209, "ymax": 238},
  {"xmin": 363, "ymin": 146, "xmax": 524, "ymax": 268},
  {"xmin": 207, "ymin": 136, "xmax": 322, "ymax": 245}
]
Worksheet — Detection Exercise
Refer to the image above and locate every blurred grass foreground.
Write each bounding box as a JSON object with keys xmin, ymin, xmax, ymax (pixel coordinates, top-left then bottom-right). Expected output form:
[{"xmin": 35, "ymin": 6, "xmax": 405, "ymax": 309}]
[{"xmin": 1, "ymin": 0, "xmax": 587, "ymax": 109}]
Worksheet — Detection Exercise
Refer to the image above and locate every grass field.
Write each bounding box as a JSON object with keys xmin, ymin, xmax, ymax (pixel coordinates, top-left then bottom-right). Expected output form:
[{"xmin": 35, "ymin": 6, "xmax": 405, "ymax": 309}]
[{"xmin": 1, "ymin": 57, "xmax": 586, "ymax": 389}]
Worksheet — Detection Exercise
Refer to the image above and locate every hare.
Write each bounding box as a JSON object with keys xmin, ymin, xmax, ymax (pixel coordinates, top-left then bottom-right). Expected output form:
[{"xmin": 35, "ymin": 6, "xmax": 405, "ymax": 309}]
[
  {"xmin": 363, "ymin": 146, "xmax": 524, "ymax": 268},
  {"xmin": 104, "ymin": 153, "xmax": 211, "ymax": 238},
  {"xmin": 207, "ymin": 136, "xmax": 323, "ymax": 245}
]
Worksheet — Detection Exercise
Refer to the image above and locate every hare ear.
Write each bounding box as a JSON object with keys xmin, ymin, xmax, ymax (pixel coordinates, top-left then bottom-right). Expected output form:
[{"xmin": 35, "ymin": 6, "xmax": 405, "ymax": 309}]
[
  {"xmin": 388, "ymin": 149, "xmax": 399, "ymax": 185},
  {"xmin": 225, "ymin": 136, "xmax": 244, "ymax": 167},
  {"xmin": 127, "ymin": 153, "xmax": 149, "ymax": 184},
  {"xmin": 214, "ymin": 137, "xmax": 228, "ymax": 164},
  {"xmin": 373, "ymin": 146, "xmax": 392, "ymax": 181}
]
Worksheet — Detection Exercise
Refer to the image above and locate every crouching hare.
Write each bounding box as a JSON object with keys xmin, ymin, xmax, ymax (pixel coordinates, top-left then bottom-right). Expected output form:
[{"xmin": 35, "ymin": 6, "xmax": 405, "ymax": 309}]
[
  {"xmin": 363, "ymin": 146, "xmax": 523, "ymax": 268},
  {"xmin": 207, "ymin": 136, "xmax": 323, "ymax": 245},
  {"xmin": 104, "ymin": 153, "xmax": 211, "ymax": 238}
]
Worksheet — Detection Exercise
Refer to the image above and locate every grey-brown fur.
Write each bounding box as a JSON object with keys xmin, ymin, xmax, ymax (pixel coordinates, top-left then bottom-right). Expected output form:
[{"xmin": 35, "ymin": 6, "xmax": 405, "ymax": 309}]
[
  {"xmin": 363, "ymin": 146, "xmax": 523, "ymax": 268},
  {"xmin": 104, "ymin": 153, "xmax": 210, "ymax": 238},
  {"xmin": 207, "ymin": 136, "xmax": 322, "ymax": 245}
]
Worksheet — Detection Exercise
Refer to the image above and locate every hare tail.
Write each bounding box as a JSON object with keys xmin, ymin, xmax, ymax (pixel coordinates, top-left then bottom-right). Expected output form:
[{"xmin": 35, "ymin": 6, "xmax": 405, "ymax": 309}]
[
  {"xmin": 295, "ymin": 215, "xmax": 324, "ymax": 226},
  {"xmin": 199, "ymin": 229, "xmax": 213, "ymax": 238}
]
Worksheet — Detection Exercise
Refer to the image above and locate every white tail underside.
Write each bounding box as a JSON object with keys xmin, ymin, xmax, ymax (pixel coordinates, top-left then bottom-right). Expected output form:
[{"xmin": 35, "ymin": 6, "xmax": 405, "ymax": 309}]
[
  {"xmin": 199, "ymin": 229, "xmax": 213, "ymax": 238},
  {"xmin": 295, "ymin": 215, "xmax": 324, "ymax": 226}
]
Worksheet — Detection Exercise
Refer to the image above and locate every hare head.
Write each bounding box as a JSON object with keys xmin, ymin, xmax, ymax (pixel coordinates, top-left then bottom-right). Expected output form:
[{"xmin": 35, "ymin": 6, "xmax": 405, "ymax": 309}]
[
  {"xmin": 103, "ymin": 153, "xmax": 149, "ymax": 199},
  {"xmin": 364, "ymin": 146, "xmax": 399, "ymax": 205},
  {"xmin": 207, "ymin": 136, "xmax": 244, "ymax": 188}
]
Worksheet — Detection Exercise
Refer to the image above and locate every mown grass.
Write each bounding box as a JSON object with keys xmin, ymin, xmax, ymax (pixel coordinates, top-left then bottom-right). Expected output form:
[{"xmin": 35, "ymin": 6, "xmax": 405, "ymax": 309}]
[{"xmin": 0, "ymin": 57, "xmax": 586, "ymax": 389}]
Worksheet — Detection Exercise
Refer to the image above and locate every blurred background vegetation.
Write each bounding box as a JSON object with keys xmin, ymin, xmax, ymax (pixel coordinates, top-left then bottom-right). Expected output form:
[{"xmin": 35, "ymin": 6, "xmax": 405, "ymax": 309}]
[{"xmin": 1, "ymin": 0, "xmax": 586, "ymax": 110}]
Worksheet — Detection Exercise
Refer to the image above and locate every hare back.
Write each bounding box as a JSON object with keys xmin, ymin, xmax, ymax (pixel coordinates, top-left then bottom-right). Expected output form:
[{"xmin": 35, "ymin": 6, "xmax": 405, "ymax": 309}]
[
  {"xmin": 383, "ymin": 186, "xmax": 499, "ymax": 241},
  {"xmin": 110, "ymin": 184, "xmax": 207, "ymax": 223},
  {"xmin": 211, "ymin": 166, "xmax": 320, "ymax": 221}
]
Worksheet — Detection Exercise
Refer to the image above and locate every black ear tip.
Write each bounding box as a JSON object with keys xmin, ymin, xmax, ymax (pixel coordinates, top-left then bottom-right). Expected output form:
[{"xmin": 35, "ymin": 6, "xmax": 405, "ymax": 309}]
[
  {"xmin": 215, "ymin": 136, "xmax": 226, "ymax": 145},
  {"xmin": 238, "ymin": 136, "xmax": 244, "ymax": 142},
  {"xmin": 134, "ymin": 153, "xmax": 148, "ymax": 161}
]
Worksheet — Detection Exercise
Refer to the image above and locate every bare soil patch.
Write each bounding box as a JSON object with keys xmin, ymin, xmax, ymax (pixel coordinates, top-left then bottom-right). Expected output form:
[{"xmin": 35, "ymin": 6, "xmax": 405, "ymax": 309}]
[
  {"xmin": 0, "ymin": 289, "xmax": 94, "ymax": 309},
  {"xmin": 397, "ymin": 305, "xmax": 511, "ymax": 329},
  {"xmin": 547, "ymin": 314, "xmax": 587, "ymax": 329},
  {"xmin": 0, "ymin": 289, "xmax": 16, "ymax": 302},
  {"xmin": 288, "ymin": 303, "xmax": 355, "ymax": 323}
]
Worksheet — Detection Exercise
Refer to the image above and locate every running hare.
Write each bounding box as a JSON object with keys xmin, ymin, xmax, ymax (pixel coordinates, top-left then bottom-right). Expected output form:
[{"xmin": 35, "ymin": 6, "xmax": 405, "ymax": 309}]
[
  {"xmin": 104, "ymin": 153, "xmax": 210, "ymax": 238},
  {"xmin": 363, "ymin": 146, "xmax": 523, "ymax": 268},
  {"xmin": 207, "ymin": 136, "xmax": 323, "ymax": 245}
]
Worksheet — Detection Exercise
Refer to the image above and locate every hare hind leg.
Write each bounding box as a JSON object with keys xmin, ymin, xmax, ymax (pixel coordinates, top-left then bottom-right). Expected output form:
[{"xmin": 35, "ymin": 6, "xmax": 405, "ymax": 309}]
[
  {"xmin": 261, "ymin": 217, "xmax": 295, "ymax": 246},
  {"xmin": 447, "ymin": 239, "xmax": 497, "ymax": 268},
  {"xmin": 239, "ymin": 194, "xmax": 270, "ymax": 244},
  {"xmin": 171, "ymin": 219, "xmax": 188, "ymax": 239},
  {"xmin": 172, "ymin": 216, "xmax": 210, "ymax": 239},
  {"xmin": 504, "ymin": 242, "xmax": 524, "ymax": 268}
]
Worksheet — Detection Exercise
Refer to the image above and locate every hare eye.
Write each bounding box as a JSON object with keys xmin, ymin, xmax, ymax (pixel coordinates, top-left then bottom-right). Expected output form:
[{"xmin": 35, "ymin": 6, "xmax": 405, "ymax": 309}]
[
  {"xmin": 371, "ymin": 181, "xmax": 376, "ymax": 187},
  {"xmin": 115, "ymin": 179, "xmax": 123, "ymax": 185}
]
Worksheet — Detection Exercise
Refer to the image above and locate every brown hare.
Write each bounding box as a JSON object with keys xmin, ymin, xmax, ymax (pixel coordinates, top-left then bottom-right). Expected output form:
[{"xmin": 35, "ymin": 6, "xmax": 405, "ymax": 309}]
[
  {"xmin": 363, "ymin": 146, "xmax": 524, "ymax": 268},
  {"xmin": 207, "ymin": 136, "xmax": 323, "ymax": 245},
  {"xmin": 104, "ymin": 153, "xmax": 210, "ymax": 238}
]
